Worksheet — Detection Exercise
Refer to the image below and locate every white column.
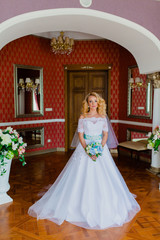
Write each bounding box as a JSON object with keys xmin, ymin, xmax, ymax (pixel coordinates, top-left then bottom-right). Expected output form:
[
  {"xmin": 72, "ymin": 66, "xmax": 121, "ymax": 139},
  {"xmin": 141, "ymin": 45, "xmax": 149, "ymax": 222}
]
[
  {"xmin": 0, "ymin": 159, "xmax": 13, "ymax": 205},
  {"xmin": 150, "ymin": 80, "xmax": 160, "ymax": 174}
]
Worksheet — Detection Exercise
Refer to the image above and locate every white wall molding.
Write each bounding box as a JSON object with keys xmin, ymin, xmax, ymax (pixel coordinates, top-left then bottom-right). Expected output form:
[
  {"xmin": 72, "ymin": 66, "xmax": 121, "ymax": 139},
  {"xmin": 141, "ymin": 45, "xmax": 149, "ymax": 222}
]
[
  {"xmin": 111, "ymin": 119, "xmax": 152, "ymax": 127},
  {"xmin": 0, "ymin": 119, "xmax": 65, "ymax": 127},
  {"xmin": 0, "ymin": 118, "xmax": 152, "ymax": 128}
]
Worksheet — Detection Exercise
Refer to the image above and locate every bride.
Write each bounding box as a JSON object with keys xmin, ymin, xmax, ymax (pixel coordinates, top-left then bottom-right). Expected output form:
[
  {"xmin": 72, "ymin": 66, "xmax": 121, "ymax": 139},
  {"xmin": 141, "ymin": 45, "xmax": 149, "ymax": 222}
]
[{"xmin": 28, "ymin": 92, "xmax": 140, "ymax": 230}]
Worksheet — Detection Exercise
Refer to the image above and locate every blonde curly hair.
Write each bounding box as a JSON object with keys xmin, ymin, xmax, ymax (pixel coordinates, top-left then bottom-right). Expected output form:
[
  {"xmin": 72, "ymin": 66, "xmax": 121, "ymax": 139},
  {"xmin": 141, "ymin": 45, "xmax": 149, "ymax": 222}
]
[{"xmin": 81, "ymin": 92, "xmax": 106, "ymax": 116}]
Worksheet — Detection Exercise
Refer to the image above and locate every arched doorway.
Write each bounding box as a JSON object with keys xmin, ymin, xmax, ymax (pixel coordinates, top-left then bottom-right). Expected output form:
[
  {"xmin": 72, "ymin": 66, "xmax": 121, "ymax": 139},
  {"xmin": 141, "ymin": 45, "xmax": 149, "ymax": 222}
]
[{"xmin": 0, "ymin": 8, "xmax": 160, "ymax": 74}]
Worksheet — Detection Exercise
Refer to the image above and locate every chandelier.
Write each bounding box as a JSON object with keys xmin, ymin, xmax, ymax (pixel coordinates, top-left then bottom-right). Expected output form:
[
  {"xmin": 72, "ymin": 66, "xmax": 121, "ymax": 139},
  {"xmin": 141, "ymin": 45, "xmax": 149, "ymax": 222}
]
[
  {"xmin": 18, "ymin": 78, "xmax": 40, "ymax": 94},
  {"xmin": 50, "ymin": 31, "xmax": 74, "ymax": 55},
  {"xmin": 129, "ymin": 76, "xmax": 147, "ymax": 90}
]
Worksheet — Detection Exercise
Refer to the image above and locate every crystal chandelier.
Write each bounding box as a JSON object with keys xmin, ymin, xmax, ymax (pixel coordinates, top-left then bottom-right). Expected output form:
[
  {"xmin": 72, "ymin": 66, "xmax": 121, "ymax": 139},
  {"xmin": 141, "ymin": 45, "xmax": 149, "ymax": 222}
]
[
  {"xmin": 18, "ymin": 78, "xmax": 40, "ymax": 94},
  {"xmin": 50, "ymin": 31, "xmax": 74, "ymax": 55}
]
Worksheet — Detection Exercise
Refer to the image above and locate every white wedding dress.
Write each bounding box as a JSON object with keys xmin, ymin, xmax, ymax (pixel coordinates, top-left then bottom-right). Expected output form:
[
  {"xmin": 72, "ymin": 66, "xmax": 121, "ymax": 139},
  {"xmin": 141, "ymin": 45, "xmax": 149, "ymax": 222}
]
[{"xmin": 28, "ymin": 117, "xmax": 140, "ymax": 230}]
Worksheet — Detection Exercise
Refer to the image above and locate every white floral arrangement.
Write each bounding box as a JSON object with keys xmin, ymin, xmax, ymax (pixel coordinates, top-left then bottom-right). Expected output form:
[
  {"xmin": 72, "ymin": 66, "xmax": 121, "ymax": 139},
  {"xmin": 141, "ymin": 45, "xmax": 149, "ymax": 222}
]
[
  {"xmin": 0, "ymin": 127, "xmax": 27, "ymax": 176},
  {"xmin": 147, "ymin": 125, "xmax": 160, "ymax": 152}
]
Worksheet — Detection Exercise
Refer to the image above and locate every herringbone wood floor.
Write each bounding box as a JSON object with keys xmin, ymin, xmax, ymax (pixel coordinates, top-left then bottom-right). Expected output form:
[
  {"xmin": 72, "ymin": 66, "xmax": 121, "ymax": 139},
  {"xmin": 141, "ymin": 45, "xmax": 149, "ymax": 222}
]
[{"xmin": 0, "ymin": 151, "xmax": 160, "ymax": 240}]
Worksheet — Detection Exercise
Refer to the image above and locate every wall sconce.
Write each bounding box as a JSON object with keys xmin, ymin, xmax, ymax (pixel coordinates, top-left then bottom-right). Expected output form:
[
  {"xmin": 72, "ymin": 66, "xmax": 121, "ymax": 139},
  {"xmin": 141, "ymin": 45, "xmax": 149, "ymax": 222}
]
[
  {"xmin": 25, "ymin": 78, "xmax": 34, "ymax": 92},
  {"xmin": 18, "ymin": 78, "xmax": 40, "ymax": 94},
  {"xmin": 18, "ymin": 78, "xmax": 25, "ymax": 89},
  {"xmin": 129, "ymin": 76, "xmax": 147, "ymax": 90}
]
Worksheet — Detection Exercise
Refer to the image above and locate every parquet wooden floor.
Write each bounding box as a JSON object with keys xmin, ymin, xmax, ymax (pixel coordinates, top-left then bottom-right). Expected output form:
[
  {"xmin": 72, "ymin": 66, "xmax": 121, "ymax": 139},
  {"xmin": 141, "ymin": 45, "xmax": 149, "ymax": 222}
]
[{"xmin": 0, "ymin": 151, "xmax": 160, "ymax": 240}]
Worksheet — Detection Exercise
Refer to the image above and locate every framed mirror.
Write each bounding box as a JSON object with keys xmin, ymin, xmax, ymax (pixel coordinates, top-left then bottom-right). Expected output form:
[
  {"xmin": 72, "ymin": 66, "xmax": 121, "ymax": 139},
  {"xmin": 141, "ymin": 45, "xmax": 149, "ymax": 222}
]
[
  {"xmin": 127, "ymin": 65, "xmax": 152, "ymax": 119},
  {"xmin": 14, "ymin": 64, "xmax": 44, "ymax": 117},
  {"xmin": 17, "ymin": 127, "xmax": 44, "ymax": 149}
]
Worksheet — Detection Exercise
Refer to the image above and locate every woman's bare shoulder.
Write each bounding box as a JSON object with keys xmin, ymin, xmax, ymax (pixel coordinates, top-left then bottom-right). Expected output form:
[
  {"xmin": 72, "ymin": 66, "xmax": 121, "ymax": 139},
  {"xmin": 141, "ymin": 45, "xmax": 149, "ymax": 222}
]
[
  {"xmin": 99, "ymin": 114, "xmax": 106, "ymax": 118},
  {"xmin": 79, "ymin": 114, "xmax": 85, "ymax": 119}
]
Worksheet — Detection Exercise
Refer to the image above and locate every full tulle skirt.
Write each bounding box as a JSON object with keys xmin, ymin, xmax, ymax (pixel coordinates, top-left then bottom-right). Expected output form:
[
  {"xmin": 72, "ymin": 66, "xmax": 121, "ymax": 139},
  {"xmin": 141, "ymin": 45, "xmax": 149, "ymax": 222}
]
[{"xmin": 28, "ymin": 144, "xmax": 140, "ymax": 230}]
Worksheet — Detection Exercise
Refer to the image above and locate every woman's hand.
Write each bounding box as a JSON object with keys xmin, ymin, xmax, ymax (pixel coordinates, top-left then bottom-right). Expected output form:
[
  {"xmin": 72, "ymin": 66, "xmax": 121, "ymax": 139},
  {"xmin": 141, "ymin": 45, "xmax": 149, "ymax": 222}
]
[
  {"xmin": 85, "ymin": 150, "xmax": 97, "ymax": 161},
  {"xmin": 91, "ymin": 155, "xmax": 97, "ymax": 161}
]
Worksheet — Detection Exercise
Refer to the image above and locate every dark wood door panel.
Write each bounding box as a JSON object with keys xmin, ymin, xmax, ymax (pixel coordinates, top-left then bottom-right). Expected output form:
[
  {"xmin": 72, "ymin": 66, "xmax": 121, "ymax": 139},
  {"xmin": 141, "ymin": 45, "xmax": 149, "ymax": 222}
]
[
  {"xmin": 68, "ymin": 71, "xmax": 88, "ymax": 147},
  {"xmin": 68, "ymin": 70, "xmax": 108, "ymax": 149},
  {"xmin": 89, "ymin": 71, "xmax": 108, "ymax": 104}
]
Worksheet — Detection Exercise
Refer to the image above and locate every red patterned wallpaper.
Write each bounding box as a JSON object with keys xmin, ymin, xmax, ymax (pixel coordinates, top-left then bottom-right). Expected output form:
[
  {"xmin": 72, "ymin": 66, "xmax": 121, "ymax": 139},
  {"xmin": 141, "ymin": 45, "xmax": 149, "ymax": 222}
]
[
  {"xmin": 131, "ymin": 131, "xmax": 148, "ymax": 140},
  {"xmin": 0, "ymin": 35, "xmax": 142, "ymax": 151}
]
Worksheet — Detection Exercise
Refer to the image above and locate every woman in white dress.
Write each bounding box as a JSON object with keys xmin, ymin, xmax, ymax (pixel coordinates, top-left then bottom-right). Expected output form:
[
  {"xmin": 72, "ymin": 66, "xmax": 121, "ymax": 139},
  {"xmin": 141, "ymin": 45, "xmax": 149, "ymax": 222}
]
[{"xmin": 28, "ymin": 92, "xmax": 140, "ymax": 230}]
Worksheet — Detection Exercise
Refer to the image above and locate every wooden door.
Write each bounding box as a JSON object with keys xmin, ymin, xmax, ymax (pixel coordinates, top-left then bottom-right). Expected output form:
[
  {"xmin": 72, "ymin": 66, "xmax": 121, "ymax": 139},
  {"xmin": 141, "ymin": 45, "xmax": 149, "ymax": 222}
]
[
  {"xmin": 67, "ymin": 70, "xmax": 108, "ymax": 149},
  {"xmin": 68, "ymin": 71, "xmax": 88, "ymax": 146},
  {"xmin": 88, "ymin": 71, "xmax": 108, "ymax": 102}
]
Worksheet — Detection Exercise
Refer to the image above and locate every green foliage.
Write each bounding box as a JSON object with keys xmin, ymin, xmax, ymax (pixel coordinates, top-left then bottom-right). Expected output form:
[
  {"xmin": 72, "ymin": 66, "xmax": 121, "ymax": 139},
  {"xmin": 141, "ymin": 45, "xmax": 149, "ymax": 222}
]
[
  {"xmin": 0, "ymin": 127, "xmax": 27, "ymax": 176},
  {"xmin": 147, "ymin": 126, "xmax": 160, "ymax": 152}
]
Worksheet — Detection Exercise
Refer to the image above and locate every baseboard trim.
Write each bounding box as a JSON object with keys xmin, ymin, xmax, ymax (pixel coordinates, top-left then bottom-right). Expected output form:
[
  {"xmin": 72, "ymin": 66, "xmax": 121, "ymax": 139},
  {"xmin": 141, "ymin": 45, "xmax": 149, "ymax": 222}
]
[
  {"xmin": 25, "ymin": 148, "xmax": 65, "ymax": 157},
  {"xmin": 110, "ymin": 149, "xmax": 118, "ymax": 154},
  {"xmin": 146, "ymin": 166, "xmax": 160, "ymax": 175}
]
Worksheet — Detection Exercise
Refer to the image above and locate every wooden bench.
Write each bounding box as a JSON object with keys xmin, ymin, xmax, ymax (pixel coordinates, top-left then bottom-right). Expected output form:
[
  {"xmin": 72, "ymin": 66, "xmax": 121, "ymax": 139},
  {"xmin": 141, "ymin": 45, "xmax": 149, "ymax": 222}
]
[{"xmin": 117, "ymin": 139, "xmax": 150, "ymax": 162}]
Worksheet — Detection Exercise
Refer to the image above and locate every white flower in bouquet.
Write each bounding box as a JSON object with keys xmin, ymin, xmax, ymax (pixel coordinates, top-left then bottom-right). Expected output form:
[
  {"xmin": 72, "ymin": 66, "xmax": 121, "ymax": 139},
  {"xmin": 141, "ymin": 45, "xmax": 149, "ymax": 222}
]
[
  {"xmin": 6, "ymin": 127, "xmax": 13, "ymax": 133},
  {"xmin": 3, "ymin": 151, "xmax": 8, "ymax": 156},
  {"xmin": 154, "ymin": 135, "xmax": 158, "ymax": 141},
  {"xmin": 147, "ymin": 144, "xmax": 153, "ymax": 149},
  {"xmin": 95, "ymin": 149, "xmax": 98, "ymax": 154},
  {"xmin": 23, "ymin": 143, "xmax": 27, "ymax": 148},
  {"xmin": 147, "ymin": 132, "xmax": 152, "ymax": 138},
  {"xmin": 0, "ymin": 130, "xmax": 3, "ymax": 136},
  {"xmin": 13, "ymin": 130, "xmax": 19, "ymax": 138},
  {"xmin": 12, "ymin": 143, "xmax": 18, "ymax": 151},
  {"xmin": 1, "ymin": 134, "xmax": 12, "ymax": 145},
  {"xmin": 18, "ymin": 137, "xmax": 23, "ymax": 144},
  {"xmin": 10, "ymin": 135, "xmax": 15, "ymax": 139}
]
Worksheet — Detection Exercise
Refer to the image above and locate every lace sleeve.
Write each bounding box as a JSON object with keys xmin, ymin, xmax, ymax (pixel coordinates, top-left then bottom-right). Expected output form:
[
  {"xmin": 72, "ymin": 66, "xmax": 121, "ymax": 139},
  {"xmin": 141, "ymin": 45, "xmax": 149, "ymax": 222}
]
[
  {"xmin": 103, "ymin": 118, "xmax": 108, "ymax": 132},
  {"xmin": 78, "ymin": 119, "xmax": 84, "ymax": 133}
]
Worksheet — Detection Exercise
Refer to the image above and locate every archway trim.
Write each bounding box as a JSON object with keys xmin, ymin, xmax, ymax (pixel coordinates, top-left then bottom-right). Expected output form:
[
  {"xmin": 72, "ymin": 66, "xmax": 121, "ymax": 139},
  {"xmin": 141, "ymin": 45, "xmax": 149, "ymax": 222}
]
[{"xmin": 0, "ymin": 8, "xmax": 160, "ymax": 73}]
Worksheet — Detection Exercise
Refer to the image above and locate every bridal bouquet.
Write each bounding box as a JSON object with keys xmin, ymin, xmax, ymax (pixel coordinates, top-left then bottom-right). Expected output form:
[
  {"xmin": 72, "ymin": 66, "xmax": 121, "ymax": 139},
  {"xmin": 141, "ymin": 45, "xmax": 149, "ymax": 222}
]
[
  {"xmin": 85, "ymin": 142, "xmax": 103, "ymax": 161},
  {"xmin": 0, "ymin": 127, "xmax": 27, "ymax": 176},
  {"xmin": 147, "ymin": 125, "xmax": 160, "ymax": 152}
]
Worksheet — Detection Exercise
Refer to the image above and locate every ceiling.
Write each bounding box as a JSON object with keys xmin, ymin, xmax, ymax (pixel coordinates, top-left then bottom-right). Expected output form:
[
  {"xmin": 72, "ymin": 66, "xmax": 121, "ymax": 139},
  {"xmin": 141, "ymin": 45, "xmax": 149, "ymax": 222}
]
[{"xmin": 34, "ymin": 31, "xmax": 102, "ymax": 40}]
